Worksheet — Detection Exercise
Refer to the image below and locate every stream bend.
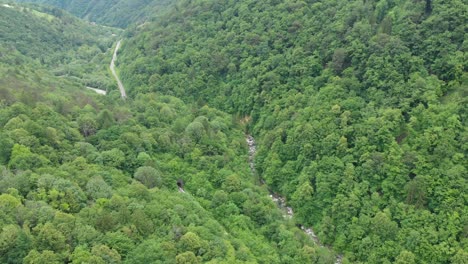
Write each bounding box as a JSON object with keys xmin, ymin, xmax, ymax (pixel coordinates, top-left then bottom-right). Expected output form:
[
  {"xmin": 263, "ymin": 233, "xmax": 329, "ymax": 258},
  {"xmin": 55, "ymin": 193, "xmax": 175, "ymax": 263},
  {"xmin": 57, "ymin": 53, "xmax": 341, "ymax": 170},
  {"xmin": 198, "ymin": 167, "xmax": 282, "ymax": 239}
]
[{"xmin": 246, "ymin": 135, "xmax": 342, "ymax": 263}]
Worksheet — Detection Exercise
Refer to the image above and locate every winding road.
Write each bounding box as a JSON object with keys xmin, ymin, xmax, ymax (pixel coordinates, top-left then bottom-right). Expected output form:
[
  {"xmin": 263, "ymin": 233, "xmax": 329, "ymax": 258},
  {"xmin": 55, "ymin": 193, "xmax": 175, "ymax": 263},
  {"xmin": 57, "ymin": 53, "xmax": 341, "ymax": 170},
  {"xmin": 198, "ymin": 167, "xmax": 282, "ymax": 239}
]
[{"xmin": 110, "ymin": 40, "xmax": 127, "ymax": 99}]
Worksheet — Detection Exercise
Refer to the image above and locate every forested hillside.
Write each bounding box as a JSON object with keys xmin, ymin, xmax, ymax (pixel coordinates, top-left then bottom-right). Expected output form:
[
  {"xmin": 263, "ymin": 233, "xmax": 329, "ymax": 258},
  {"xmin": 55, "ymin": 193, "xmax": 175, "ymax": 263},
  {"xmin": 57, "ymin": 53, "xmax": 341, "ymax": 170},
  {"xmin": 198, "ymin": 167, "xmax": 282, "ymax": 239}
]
[
  {"xmin": 0, "ymin": 2, "xmax": 337, "ymax": 264},
  {"xmin": 13, "ymin": 0, "xmax": 172, "ymax": 27},
  {"xmin": 1, "ymin": 85, "xmax": 332, "ymax": 263},
  {"xmin": 1, "ymin": 0, "xmax": 466, "ymax": 263},
  {"xmin": 117, "ymin": 0, "xmax": 467, "ymax": 263},
  {"xmin": 0, "ymin": 3, "xmax": 120, "ymax": 90}
]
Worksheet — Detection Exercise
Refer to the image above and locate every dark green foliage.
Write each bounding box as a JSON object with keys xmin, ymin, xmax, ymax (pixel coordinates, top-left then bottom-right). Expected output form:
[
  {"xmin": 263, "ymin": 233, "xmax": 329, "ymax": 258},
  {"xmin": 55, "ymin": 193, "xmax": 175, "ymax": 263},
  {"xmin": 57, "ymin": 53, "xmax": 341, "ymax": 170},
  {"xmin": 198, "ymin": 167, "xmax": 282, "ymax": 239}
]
[
  {"xmin": 0, "ymin": 3, "xmax": 120, "ymax": 93},
  {"xmin": 0, "ymin": 39, "xmax": 322, "ymax": 264},
  {"xmin": 14, "ymin": 0, "xmax": 172, "ymax": 27},
  {"xmin": 115, "ymin": 0, "xmax": 467, "ymax": 263},
  {"xmin": 0, "ymin": 0, "xmax": 466, "ymax": 263}
]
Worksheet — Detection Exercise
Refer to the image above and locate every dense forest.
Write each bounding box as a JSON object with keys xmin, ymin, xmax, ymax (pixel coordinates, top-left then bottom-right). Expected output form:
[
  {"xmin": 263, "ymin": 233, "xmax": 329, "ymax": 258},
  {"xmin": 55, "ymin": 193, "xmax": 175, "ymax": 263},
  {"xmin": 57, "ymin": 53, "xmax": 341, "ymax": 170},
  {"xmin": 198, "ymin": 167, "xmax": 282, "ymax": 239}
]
[
  {"xmin": 13, "ymin": 0, "xmax": 172, "ymax": 27},
  {"xmin": 1, "ymin": 2, "xmax": 336, "ymax": 263},
  {"xmin": 0, "ymin": 2, "xmax": 120, "ymax": 90},
  {"xmin": 117, "ymin": 0, "xmax": 467, "ymax": 263},
  {"xmin": 1, "ymin": 0, "xmax": 467, "ymax": 263}
]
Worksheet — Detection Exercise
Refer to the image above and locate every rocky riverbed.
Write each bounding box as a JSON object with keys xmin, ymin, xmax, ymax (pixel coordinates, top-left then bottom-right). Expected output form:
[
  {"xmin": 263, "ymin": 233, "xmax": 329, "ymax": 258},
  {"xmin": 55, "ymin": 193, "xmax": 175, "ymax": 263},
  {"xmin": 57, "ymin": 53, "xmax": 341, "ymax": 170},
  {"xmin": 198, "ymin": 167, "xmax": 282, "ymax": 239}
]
[{"xmin": 246, "ymin": 135, "xmax": 342, "ymax": 263}]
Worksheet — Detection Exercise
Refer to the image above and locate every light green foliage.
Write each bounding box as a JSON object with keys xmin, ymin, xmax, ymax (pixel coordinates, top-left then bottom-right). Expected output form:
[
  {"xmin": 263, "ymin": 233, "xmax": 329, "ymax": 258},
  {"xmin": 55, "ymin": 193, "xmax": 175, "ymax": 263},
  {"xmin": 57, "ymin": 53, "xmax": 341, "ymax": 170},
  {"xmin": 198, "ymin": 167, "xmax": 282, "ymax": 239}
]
[
  {"xmin": 0, "ymin": 226, "xmax": 32, "ymax": 263},
  {"xmin": 0, "ymin": 4, "xmax": 119, "ymax": 92},
  {"xmin": 15, "ymin": 0, "xmax": 172, "ymax": 27},
  {"xmin": 91, "ymin": 244, "xmax": 122, "ymax": 264},
  {"xmin": 0, "ymin": 225, "xmax": 21, "ymax": 254},
  {"xmin": 222, "ymin": 174, "xmax": 242, "ymax": 193},
  {"xmin": 0, "ymin": 70, "xmax": 314, "ymax": 263},
  {"xmin": 0, "ymin": 193, "xmax": 21, "ymax": 211},
  {"xmin": 133, "ymin": 166, "xmax": 162, "ymax": 188},
  {"xmin": 0, "ymin": 0, "xmax": 465, "ymax": 263},
  {"xmin": 178, "ymin": 232, "xmax": 208, "ymax": 255},
  {"xmin": 33, "ymin": 223, "xmax": 68, "ymax": 253},
  {"xmin": 395, "ymin": 250, "xmax": 416, "ymax": 264},
  {"xmin": 70, "ymin": 246, "xmax": 105, "ymax": 264},
  {"xmin": 23, "ymin": 250, "xmax": 62, "ymax": 264},
  {"xmin": 8, "ymin": 144, "xmax": 49, "ymax": 170},
  {"xmin": 176, "ymin": 251, "xmax": 200, "ymax": 264},
  {"xmin": 101, "ymin": 148, "xmax": 125, "ymax": 168},
  {"xmin": 115, "ymin": 0, "xmax": 466, "ymax": 263},
  {"xmin": 86, "ymin": 176, "xmax": 113, "ymax": 200},
  {"xmin": 185, "ymin": 121, "xmax": 206, "ymax": 142}
]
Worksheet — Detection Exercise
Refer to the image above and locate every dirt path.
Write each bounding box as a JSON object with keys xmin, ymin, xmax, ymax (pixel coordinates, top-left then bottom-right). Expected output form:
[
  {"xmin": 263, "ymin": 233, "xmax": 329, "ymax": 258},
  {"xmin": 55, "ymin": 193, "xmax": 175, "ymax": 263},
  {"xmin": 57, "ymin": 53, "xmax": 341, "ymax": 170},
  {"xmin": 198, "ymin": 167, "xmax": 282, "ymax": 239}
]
[
  {"xmin": 110, "ymin": 40, "xmax": 127, "ymax": 99},
  {"xmin": 86, "ymin": 86, "xmax": 107, "ymax": 95}
]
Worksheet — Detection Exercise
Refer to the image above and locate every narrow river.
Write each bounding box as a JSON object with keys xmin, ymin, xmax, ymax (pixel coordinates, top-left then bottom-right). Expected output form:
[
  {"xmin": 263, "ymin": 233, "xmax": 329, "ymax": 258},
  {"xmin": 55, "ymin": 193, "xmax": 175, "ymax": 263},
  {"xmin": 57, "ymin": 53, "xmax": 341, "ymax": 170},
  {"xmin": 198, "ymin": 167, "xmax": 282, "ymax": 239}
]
[{"xmin": 246, "ymin": 135, "xmax": 343, "ymax": 264}]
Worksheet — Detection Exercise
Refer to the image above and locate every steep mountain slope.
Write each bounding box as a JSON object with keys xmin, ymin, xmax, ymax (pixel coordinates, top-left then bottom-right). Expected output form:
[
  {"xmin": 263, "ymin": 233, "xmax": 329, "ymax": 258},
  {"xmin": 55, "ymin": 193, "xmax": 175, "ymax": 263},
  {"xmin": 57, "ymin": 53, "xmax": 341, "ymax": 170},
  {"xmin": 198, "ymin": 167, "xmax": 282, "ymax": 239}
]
[
  {"xmin": 0, "ymin": 3, "xmax": 120, "ymax": 90},
  {"xmin": 117, "ymin": 0, "xmax": 467, "ymax": 263},
  {"xmin": 13, "ymin": 0, "xmax": 172, "ymax": 27},
  {"xmin": 0, "ymin": 3, "xmax": 335, "ymax": 264},
  {"xmin": 0, "ymin": 4, "xmax": 114, "ymax": 60}
]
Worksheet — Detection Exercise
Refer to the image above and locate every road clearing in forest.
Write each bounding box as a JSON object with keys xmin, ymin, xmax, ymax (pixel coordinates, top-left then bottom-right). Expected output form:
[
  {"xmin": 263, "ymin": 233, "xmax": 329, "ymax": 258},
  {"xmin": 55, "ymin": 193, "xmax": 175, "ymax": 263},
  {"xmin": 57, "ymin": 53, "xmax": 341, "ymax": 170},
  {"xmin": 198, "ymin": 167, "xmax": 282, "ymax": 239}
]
[
  {"xmin": 110, "ymin": 40, "xmax": 127, "ymax": 99},
  {"xmin": 86, "ymin": 86, "xmax": 107, "ymax": 95}
]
